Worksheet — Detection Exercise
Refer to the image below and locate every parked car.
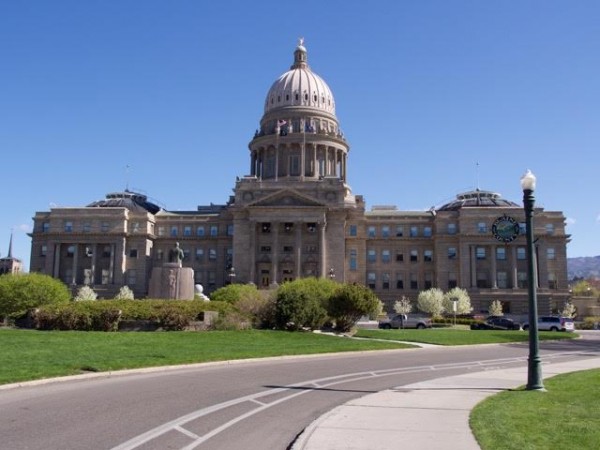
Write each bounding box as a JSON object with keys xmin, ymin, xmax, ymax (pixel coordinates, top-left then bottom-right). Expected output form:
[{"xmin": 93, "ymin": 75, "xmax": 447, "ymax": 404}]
[
  {"xmin": 522, "ymin": 316, "xmax": 574, "ymax": 332},
  {"xmin": 378, "ymin": 314, "xmax": 432, "ymax": 329},
  {"xmin": 470, "ymin": 317, "xmax": 522, "ymax": 331}
]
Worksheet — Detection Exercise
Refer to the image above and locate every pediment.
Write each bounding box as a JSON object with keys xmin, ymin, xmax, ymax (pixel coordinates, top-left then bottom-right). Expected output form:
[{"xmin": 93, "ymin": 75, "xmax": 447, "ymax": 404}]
[{"xmin": 249, "ymin": 189, "xmax": 325, "ymax": 208}]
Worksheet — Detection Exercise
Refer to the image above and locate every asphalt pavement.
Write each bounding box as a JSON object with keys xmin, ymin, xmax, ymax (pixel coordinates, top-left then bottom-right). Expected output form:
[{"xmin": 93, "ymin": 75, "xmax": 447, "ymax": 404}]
[{"xmin": 292, "ymin": 355, "xmax": 600, "ymax": 450}]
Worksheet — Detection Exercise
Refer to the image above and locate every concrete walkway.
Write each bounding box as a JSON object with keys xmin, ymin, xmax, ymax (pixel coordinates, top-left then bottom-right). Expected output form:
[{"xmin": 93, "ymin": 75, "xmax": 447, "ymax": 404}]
[{"xmin": 292, "ymin": 357, "xmax": 600, "ymax": 450}]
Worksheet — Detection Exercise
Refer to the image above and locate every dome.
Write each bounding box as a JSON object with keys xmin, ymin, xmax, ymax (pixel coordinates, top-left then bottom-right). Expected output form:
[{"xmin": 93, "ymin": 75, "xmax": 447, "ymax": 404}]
[
  {"xmin": 87, "ymin": 190, "xmax": 161, "ymax": 214},
  {"xmin": 437, "ymin": 189, "xmax": 519, "ymax": 211},
  {"xmin": 264, "ymin": 39, "xmax": 335, "ymax": 115}
]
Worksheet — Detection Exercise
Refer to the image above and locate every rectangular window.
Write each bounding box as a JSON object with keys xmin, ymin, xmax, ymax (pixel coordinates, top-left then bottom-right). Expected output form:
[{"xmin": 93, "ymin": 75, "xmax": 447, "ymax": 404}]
[
  {"xmin": 262, "ymin": 223, "xmax": 271, "ymax": 233},
  {"xmin": 156, "ymin": 249, "xmax": 163, "ymax": 261},
  {"xmin": 209, "ymin": 249, "xmax": 217, "ymax": 260},
  {"xmin": 448, "ymin": 247, "xmax": 457, "ymax": 260},
  {"xmin": 448, "ymin": 272, "xmax": 457, "ymax": 289},
  {"xmin": 478, "ymin": 222, "xmax": 488, "ymax": 233},
  {"xmin": 210, "ymin": 225, "xmax": 218, "ymax": 236},
  {"xmin": 367, "ymin": 226, "xmax": 376, "ymax": 238},
  {"xmin": 424, "ymin": 250, "xmax": 433, "ymax": 262},
  {"xmin": 289, "ymin": 155, "xmax": 300, "ymax": 175},
  {"xmin": 547, "ymin": 248, "xmax": 556, "ymax": 260},
  {"xmin": 194, "ymin": 271, "xmax": 203, "ymax": 284},
  {"xmin": 409, "ymin": 226, "xmax": 418, "ymax": 237},
  {"xmin": 305, "ymin": 244, "xmax": 317, "ymax": 253},
  {"xmin": 208, "ymin": 271, "xmax": 216, "ymax": 289},
  {"xmin": 423, "ymin": 226, "xmax": 432, "ymax": 237},
  {"xmin": 195, "ymin": 248, "xmax": 204, "ymax": 261},
  {"xmin": 517, "ymin": 271, "xmax": 528, "ymax": 289},
  {"xmin": 260, "ymin": 246, "xmax": 271, "ymax": 253},
  {"xmin": 284, "ymin": 223, "xmax": 294, "ymax": 233},
  {"xmin": 424, "ymin": 272, "xmax": 432, "ymax": 289},
  {"xmin": 227, "ymin": 224, "xmax": 234, "ymax": 236},
  {"xmin": 382, "ymin": 226, "xmax": 390, "ymax": 237},
  {"xmin": 196, "ymin": 226, "xmax": 205, "ymax": 237},
  {"xmin": 183, "ymin": 226, "xmax": 192, "ymax": 236},
  {"xmin": 545, "ymin": 224, "xmax": 555, "ymax": 235},
  {"xmin": 127, "ymin": 269, "xmax": 137, "ymax": 286},
  {"xmin": 64, "ymin": 221, "xmax": 73, "ymax": 232},
  {"xmin": 129, "ymin": 248, "xmax": 138, "ymax": 258},
  {"xmin": 307, "ymin": 223, "xmax": 316, "ymax": 233},
  {"xmin": 102, "ymin": 245, "xmax": 111, "ymax": 258},
  {"xmin": 517, "ymin": 247, "xmax": 526, "ymax": 260},
  {"xmin": 42, "ymin": 222, "xmax": 50, "ymax": 232},
  {"xmin": 367, "ymin": 249, "xmax": 376, "ymax": 263},
  {"xmin": 157, "ymin": 226, "xmax": 165, "ymax": 236},
  {"xmin": 396, "ymin": 251, "xmax": 404, "ymax": 262},
  {"xmin": 349, "ymin": 224, "xmax": 357, "ymax": 236},
  {"xmin": 519, "ymin": 223, "xmax": 526, "ymax": 234},
  {"xmin": 350, "ymin": 249, "xmax": 357, "ymax": 271},
  {"xmin": 83, "ymin": 222, "xmax": 92, "ymax": 233},
  {"xmin": 396, "ymin": 225, "xmax": 404, "ymax": 237},
  {"xmin": 381, "ymin": 249, "xmax": 391, "ymax": 263},
  {"xmin": 548, "ymin": 273, "xmax": 557, "ymax": 289},
  {"xmin": 496, "ymin": 247, "xmax": 506, "ymax": 260},
  {"xmin": 170, "ymin": 226, "xmax": 178, "ymax": 237},
  {"xmin": 183, "ymin": 249, "xmax": 190, "ymax": 261},
  {"xmin": 476, "ymin": 247, "xmax": 486, "ymax": 260},
  {"xmin": 410, "ymin": 250, "xmax": 418, "ymax": 262},
  {"xmin": 40, "ymin": 245, "xmax": 47, "ymax": 257},
  {"xmin": 477, "ymin": 272, "xmax": 488, "ymax": 288},
  {"xmin": 283, "ymin": 245, "xmax": 293, "ymax": 253},
  {"xmin": 101, "ymin": 222, "xmax": 110, "ymax": 233},
  {"xmin": 396, "ymin": 274, "xmax": 404, "ymax": 289},
  {"xmin": 101, "ymin": 269, "xmax": 110, "ymax": 285},
  {"xmin": 367, "ymin": 272, "xmax": 376, "ymax": 289},
  {"xmin": 382, "ymin": 273, "xmax": 390, "ymax": 289},
  {"xmin": 497, "ymin": 271, "xmax": 508, "ymax": 289},
  {"xmin": 67, "ymin": 245, "xmax": 75, "ymax": 257},
  {"xmin": 410, "ymin": 273, "xmax": 418, "ymax": 290},
  {"xmin": 447, "ymin": 223, "xmax": 457, "ymax": 235}
]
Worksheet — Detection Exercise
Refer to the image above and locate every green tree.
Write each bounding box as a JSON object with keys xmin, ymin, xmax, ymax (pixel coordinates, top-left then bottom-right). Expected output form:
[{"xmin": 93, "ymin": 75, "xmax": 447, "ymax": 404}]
[
  {"xmin": 210, "ymin": 283, "xmax": 260, "ymax": 304},
  {"xmin": 571, "ymin": 280, "xmax": 599, "ymax": 298},
  {"xmin": 327, "ymin": 283, "xmax": 383, "ymax": 332},
  {"xmin": 274, "ymin": 277, "xmax": 337, "ymax": 330},
  {"xmin": 393, "ymin": 296, "xmax": 413, "ymax": 315},
  {"xmin": 417, "ymin": 288, "xmax": 445, "ymax": 318},
  {"xmin": 0, "ymin": 273, "xmax": 71, "ymax": 318},
  {"xmin": 442, "ymin": 287, "xmax": 473, "ymax": 315}
]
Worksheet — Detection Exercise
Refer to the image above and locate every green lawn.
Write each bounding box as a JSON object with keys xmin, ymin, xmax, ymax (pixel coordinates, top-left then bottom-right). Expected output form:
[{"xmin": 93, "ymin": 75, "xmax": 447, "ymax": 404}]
[
  {"xmin": 354, "ymin": 328, "xmax": 578, "ymax": 345},
  {"xmin": 0, "ymin": 328, "xmax": 413, "ymax": 385},
  {"xmin": 471, "ymin": 369, "xmax": 600, "ymax": 449}
]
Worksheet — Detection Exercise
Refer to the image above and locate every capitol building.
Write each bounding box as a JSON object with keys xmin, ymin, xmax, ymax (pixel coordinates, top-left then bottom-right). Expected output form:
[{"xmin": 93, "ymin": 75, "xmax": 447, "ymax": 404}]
[{"xmin": 29, "ymin": 41, "xmax": 570, "ymax": 314}]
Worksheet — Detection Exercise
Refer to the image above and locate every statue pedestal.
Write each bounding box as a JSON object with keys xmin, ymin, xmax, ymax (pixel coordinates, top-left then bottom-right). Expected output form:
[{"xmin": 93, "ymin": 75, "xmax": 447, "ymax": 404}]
[{"xmin": 148, "ymin": 263, "xmax": 195, "ymax": 300}]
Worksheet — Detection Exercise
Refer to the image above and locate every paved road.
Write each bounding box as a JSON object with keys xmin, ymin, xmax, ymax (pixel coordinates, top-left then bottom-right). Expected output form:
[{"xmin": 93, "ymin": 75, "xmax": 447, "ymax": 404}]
[{"xmin": 1, "ymin": 334, "xmax": 598, "ymax": 450}]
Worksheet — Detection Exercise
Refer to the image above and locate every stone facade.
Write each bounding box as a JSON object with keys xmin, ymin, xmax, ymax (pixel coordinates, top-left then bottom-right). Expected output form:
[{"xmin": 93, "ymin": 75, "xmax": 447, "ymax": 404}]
[{"xmin": 28, "ymin": 41, "xmax": 570, "ymax": 314}]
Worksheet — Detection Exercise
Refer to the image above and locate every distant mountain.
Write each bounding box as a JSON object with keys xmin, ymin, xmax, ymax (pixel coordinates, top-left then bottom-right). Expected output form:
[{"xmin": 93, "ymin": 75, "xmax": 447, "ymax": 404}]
[{"xmin": 567, "ymin": 256, "xmax": 600, "ymax": 280}]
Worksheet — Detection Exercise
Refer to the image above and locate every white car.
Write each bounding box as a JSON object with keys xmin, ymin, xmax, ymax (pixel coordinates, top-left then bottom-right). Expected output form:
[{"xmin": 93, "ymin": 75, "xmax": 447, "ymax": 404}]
[
  {"xmin": 378, "ymin": 314, "xmax": 432, "ymax": 330},
  {"xmin": 523, "ymin": 316, "xmax": 575, "ymax": 332}
]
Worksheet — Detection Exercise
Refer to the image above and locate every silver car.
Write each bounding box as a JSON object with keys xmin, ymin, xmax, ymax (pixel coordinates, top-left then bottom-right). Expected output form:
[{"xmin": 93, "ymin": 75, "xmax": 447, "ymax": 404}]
[
  {"xmin": 378, "ymin": 314, "xmax": 432, "ymax": 329},
  {"xmin": 523, "ymin": 316, "xmax": 575, "ymax": 332}
]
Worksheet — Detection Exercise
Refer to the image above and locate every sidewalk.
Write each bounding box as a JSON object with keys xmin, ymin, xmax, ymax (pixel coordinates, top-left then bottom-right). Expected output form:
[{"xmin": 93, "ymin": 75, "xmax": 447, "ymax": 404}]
[{"xmin": 292, "ymin": 357, "xmax": 600, "ymax": 450}]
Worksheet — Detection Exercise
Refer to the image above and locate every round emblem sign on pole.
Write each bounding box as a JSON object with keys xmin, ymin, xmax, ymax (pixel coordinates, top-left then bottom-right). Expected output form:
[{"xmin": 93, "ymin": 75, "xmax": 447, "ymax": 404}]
[{"xmin": 491, "ymin": 214, "xmax": 520, "ymax": 243}]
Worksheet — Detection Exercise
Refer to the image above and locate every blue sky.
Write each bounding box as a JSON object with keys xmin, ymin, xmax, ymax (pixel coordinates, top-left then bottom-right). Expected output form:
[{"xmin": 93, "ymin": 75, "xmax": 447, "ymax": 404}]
[{"xmin": 1, "ymin": 1, "xmax": 599, "ymax": 269}]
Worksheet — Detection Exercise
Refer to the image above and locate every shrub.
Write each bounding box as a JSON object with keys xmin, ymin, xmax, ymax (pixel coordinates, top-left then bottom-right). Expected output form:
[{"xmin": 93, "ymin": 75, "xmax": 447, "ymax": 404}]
[
  {"xmin": 274, "ymin": 278, "xmax": 336, "ymax": 330},
  {"xmin": 442, "ymin": 288, "xmax": 473, "ymax": 315},
  {"xmin": 156, "ymin": 306, "xmax": 192, "ymax": 331},
  {"xmin": 74, "ymin": 286, "xmax": 98, "ymax": 301},
  {"xmin": 417, "ymin": 288, "xmax": 445, "ymax": 318},
  {"xmin": 91, "ymin": 308, "xmax": 122, "ymax": 331},
  {"xmin": 210, "ymin": 283, "xmax": 260, "ymax": 304},
  {"xmin": 394, "ymin": 296, "xmax": 413, "ymax": 315},
  {"xmin": 114, "ymin": 286, "xmax": 135, "ymax": 300},
  {"xmin": 488, "ymin": 300, "xmax": 504, "ymax": 317},
  {"xmin": 210, "ymin": 311, "xmax": 252, "ymax": 330},
  {"xmin": 327, "ymin": 284, "xmax": 383, "ymax": 332},
  {"xmin": 0, "ymin": 273, "xmax": 71, "ymax": 319},
  {"xmin": 233, "ymin": 289, "xmax": 277, "ymax": 328}
]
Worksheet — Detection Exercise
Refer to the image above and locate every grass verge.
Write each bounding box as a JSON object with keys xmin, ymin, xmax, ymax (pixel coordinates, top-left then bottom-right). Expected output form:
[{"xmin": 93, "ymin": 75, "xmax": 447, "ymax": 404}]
[
  {"xmin": 0, "ymin": 328, "xmax": 413, "ymax": 385},
  {"xmin": 354, "ymin": 328, "xmax": 577, "ymax": 345},
  {"xmin": 470, "ymin": 369, "xmax": 600, "ymax": 449}
]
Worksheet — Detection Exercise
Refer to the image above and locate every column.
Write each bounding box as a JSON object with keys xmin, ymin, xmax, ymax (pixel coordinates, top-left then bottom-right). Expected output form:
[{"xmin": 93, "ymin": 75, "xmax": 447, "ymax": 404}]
[
  {"xmin": 312, "ymin": 145, "xmax": 317, "ymax": 177},
  {"xmin": 53, "ymin": 243, "xmax": 61, "ymax": 278},
  {"xmin": 249, "ymin": 221, "xmax": 256, "ymax": 283},
  {"xmin": 274, "ymin": 145, "xmax": 279, "ymax": 180},
  {"xmin": 295, "ymin": 222, "xmax": 302, "ymax": 279},
  {"xmin": 490, "ymin": 245, "xmax": 497, "ymax": 288},
  {"xmin": 250, "ymin": 151, "xmax": 256, "ymax": 176},
  {"xmin": 271, "ymin": 222, "xmax": 279, "ymax": 284},
  {"xmin": 109, "ymin": 244, "xmax": 115, "ymax": 284},
  {"xmin": 470, "ymin": 246, "xmax": 477, "ymax": 288},
  {"xmin": 320, "ymin": 221, "xmax": 327, "ymax": 278},
  {"xmin": 91, "ymin": 243, "xmax": 97, "ymax": 286},
  {"xmin": 71, "ymin": 244, "xmax": 79, "ymax": 285},
  {"xmin": 511, "ymin": 246, "xmax": 518, "ymax": 289}
]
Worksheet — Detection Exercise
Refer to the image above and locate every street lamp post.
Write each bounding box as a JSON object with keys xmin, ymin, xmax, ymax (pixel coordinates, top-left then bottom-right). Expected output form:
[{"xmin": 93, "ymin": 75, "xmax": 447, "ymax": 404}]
[
  {"xmin": 521, "ymin": 169, "xmax": 544, "ymax": 391},
  {"xmin": 228, "ymin": 267, "xmax": 236, "ymax": 284},
  {"xmin": 328, "ymin": 267, "xmax": 335, "ymax": 280}
]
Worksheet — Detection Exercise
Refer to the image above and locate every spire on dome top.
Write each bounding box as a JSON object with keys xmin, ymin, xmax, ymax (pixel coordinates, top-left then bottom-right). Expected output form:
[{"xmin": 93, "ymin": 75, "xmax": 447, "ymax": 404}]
[
  {"xmin": 7, "ymin": 230, "xmax": 13, "ymax": 258},
  {"xmin": 291, "ymin": 37, "xmax": 308, "ymax": 70}
]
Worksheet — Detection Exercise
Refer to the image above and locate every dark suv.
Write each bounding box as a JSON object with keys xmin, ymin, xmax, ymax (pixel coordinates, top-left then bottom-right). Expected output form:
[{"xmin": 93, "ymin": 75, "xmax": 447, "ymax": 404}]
[{"xmin": 523, "ymin": 316, "xmax": 574, "ymax": 332}]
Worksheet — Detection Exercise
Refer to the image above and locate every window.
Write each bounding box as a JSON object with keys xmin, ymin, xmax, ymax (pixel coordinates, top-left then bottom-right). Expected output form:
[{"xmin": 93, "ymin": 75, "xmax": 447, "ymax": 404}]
[
  {"xmin": 101, "ymin": 269, "xmax": 110, "ymax": 285},
  {"xmin": 349, "ymin": 224, "xmax": 357, "ymax": 236},
  {"xmin": 424, "ymin": 250, "xmax": 433, "ymax": 262},
  {"xmin": 40, "ymin": 245, "xmax": 47, "ymax": 257},
  {"xmin": 183, "ymin": 249, "xmax": 190, "ymax": 260},
  {"xmin": 261, "ymin": 223, "xmax": 271, "ymax": 233},
  {"xmin": 410, "ymin": 273, "xmax": 418, "ymax": 290},
  {"xmin": 409, "ymin": 226, "xmax": 418, "ymax": 237},
  {"xmin": 183, "ymin": 226, "xmax": 192, "ymax": 236},
  {"xmin": 367, "ymin": 249, "xmax": 376, "ymax": 263},
  {"xmin": 476, "ymin": 272, "xmax": 488, "ymax": 288},
  {"xmin": 382, "ymin": 249, "xmax": 391, "ymax": 263},
  {"xmin": 545, "ymin": 224, "xmax": 555, "ymax": 235},
  {"xmin": 64, "ymin": 221, "xmax": 73, "ymax": 232},
  {"xmin": 305, "ymin": 244, "xmax": 317, "ymax": 253},
  {"xmin": 42, "ymin": 222, "xmax": 50, "ymax": 232},
  {"xmin": 101, "ymin": 222, "xmax": 110, "ymax": 233},
  {"xmin": 227, "ymin": 224, "xmax": 234, "ymax": 236},
  {"xmin": 289, "ymin": 155, "xmax": 300, "ymax": 175},
  {"xmin": 367, "ymin": 272, "xmax": 376, "ymax": 289},
  {"xmin": 396, "ymin": 274, "xmax": 404, "ymax": 289},
  {"xmin": 157, "ymin": 226, "xmax": 165, "ymax": 236},
  {"xmin": 196, "ymin": 226, "xmax": 205, "ymax": 237},
  {"xmin": 476, "ymin": 247, "xmax": 486, "ymax": 260},
  {"xmin": 424, "ymin": 272, "xmax": 432, "ymax": 289},
  {"xmin": 260, "ymin": 246, "xmax": 271, "ymax": 253},
  {"xmin": 195, "ymin": 248, "xmax": 204, "ymax": 261},
  {"xmin": 102, "ymin": 245, "xmax": 111, "ymax": 258},
  {"xmin": 129, "ymin": 248, "xmax": 138, "ymax": 258},
  {"xmin": 83, "ymin": 222, "xmax": 92, "ymax": 233},
  {"xmin": 382, "ymin": 226, "xmax": 390, "ymax": 237},
  {"xmin": 396, "ymin": 251, "xmax": 404, "ymax": 262},
  {"xmin": 447, "ymin": 223, "xmax": 457, "ymax": 235},
  {"xmin": 350, "ymin": 249, "xmax": 357, "ymax": 271},
  {"xmin": 517, "ymin": 247, "xmax": 526, "ymax": 260},
  {"xmin": 382, "ymin": 273, "xmax": 390, "ymax": 289},
  {"xmin": 208, "ymin": 271, "xmax": 216, "ymax": 289},
  {"xmin": 478, "ymin": 222, "xmax": 488, "ymax": 233},
  {"xmin": 307, "ymin": 223, "xmax": 316, "ymax": 233},
  {"xmin": 284, "ymin": 223, "xmax": 294, "ymax": 233},
  {"xmin": 283, "ymin": 246, "xmax": 293, "ymax": 253},
  {"xmin": 517, "ymin": 271, "xmax": 528, "ymax": 289},
  {"xmin": 448, "ymin": 272, "xmax": 457, "ymax": 289},
  {"xmin": 497, "ymin": 271, "xmax": 508, "ymax": 289},
  {"xmin": 519, "ymin": 223, "xmax": 526, "ymax": 234},
  {"xmin": 210, "ymin": 225, "xmax": 218, "ymax": 236},
  {"xmin": 156, "ymin": 249, "xmax": 163, "ymax": 261},
  {"xmin": 209, "ymin": 249, "xmax": 217, "ymax": 260},
  {"xmin": 423, "ymin": 226, "xmax": 432, "ymax": 237},
  {"xmin": 548, "ymin": 273, "xmax": 557, "ymax": 289},
  {"xmin": 410, "ymin": 250, "xmax": 418, "ymax": 262},
  {"xmin": 170, "ymin": 226, "xmax": 178, "ymax": 237},
  {"xmin": 496, "ymin": 247, "xmax": 506, "ymax": 260},
  {"xmin": 396, "ymin": 225, "xmax": 404, "ymax": 237},
  {"xmin": 448, "ymin": 247, "xmax": 457, "ymax": 260},
  {"xmin": 547, "ymin": 248, "xmax": 556, "ymax": 260},
  {"xmin": 67, "ymin": 245, "xmax": 75, "ymax": 257},
  {"xmin": 368, "ymin": 226, "xmax": 376, "ymax": 238}
]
